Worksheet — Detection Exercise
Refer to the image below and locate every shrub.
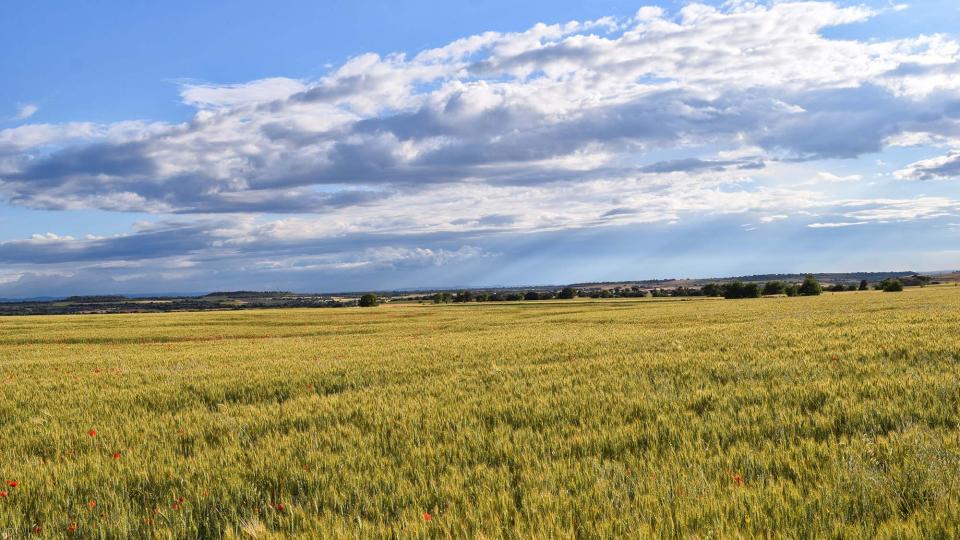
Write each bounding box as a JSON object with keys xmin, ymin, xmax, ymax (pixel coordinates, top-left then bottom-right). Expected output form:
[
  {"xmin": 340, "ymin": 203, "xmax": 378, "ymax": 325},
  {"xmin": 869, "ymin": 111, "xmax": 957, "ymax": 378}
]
[
  {"xmin": 882, "ymin": 279, "xmax": 904, "ymax": 292},
  {"xmin": 798, "ymin": 274, "xmax": 822, "ymax": 296},
  {"xmin": 559, "ymin": 287, "xmax": 576, "ymax": 299},
  {"xmin": 859, "ymin": 280, "xmax": 869, "ymax": 291},
  {"xmin": 358, "ymin": 294, "xmax": 379, "ymax": 307}
]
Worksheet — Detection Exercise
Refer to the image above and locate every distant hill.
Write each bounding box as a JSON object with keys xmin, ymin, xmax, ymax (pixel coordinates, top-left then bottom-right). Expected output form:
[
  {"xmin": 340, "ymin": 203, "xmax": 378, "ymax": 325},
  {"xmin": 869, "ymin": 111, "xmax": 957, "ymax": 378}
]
[
  {"xmin": 570, "ymin": 271, "xmax": 922, "ymax": 289},
  {"xmin": 64, "ymin": 295, "xmax": 128, "ymax": 303},
  {"xmin": 202, "ymin": 291, "xmax": 294, "ymax": 298}
]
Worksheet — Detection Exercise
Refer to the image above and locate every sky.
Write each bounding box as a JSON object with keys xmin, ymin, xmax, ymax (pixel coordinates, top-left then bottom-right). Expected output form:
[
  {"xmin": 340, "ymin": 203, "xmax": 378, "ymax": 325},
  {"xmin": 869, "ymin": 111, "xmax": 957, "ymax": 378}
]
[{"xmin": 1, "ymin": 0, "xmax": 960, "ymax": 297}]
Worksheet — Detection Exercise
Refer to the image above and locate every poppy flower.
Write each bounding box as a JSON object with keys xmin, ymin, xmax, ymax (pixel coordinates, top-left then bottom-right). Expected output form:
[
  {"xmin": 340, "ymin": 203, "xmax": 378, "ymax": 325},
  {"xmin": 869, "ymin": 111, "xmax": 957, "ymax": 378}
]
[
  {"xmin": 67, "ymin": 523, "xmax": 77, "ymax": 533},
  {"xmin": 274, "ymin": 502, "xmax": 286, "ymax": 512},
  {"xmin": 112, "ymin": 452, "xmax": 121, "ymax": 460},
  {"xmin": 423, "ymin": 511, "xmax": 432, "ymax": 522},
  {"xmin": 6, "ymin": 480, "xmax": 16, "ymax": 488},
  {"xmin": 88, "ymin": 500, "xmax": 96, "ymax": 508},
  {"xmin": 0, "ymin": 490, "xmax": 7, "ymax": 498},
  {"xmin": 34, "ymin": 526, "xmax": 42, "ymax": 534},
  {"xmin": 732, "ymin": 473, "xmax": 745, "ymax": 486},
  {"xmin": 88, "ymin": 429, "xmax": 97, "ymax": 437}
]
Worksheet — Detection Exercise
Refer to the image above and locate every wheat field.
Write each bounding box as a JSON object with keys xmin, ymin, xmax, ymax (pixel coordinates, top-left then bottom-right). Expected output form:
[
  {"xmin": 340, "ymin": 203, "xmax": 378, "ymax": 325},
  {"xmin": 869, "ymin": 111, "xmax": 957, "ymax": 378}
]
[{"xmin": 1, "ymin": 286, "xmax": 959, "ymax": 538}]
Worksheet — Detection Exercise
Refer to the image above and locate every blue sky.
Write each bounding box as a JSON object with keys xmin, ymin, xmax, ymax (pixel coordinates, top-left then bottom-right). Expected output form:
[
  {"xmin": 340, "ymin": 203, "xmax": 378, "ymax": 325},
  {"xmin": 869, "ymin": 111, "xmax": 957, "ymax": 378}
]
[{"xmin": 1, "ymin": 0, "xmax": 959, "ymax": 296}]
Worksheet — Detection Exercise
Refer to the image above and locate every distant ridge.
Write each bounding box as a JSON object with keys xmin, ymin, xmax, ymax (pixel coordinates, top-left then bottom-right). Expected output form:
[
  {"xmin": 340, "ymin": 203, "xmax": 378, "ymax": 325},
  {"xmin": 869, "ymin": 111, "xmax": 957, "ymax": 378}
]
[{"xmin": 569, "ymin": 271, "xmax": 921, "ymax": 288}]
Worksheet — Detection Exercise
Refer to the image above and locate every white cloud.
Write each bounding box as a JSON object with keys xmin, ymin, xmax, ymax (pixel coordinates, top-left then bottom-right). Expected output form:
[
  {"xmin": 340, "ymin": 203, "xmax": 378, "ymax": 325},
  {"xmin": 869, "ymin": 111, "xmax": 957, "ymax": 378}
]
[
  {"xmin": 808, "ymin": 221, "xmax": 869, "ymax": 228},
  {"xmin": 895, "ymin": 152, "xmax": 960, "ymax": 181},
  {"xmin": 180, "ymin": 77, "xmax": 309, "ymax": 108},
  {"xmin": 815, "ymin": 172, "xmax": 864, "ymax": 183},
  {"xmin": 14, "ymin": 104, "xmax": 38, "ymax": 120},
  {"xmin": 760, "ymin": 214, "xmax": 789, "ymax": 223},
  {"xmin": 634, "ymin": 6, "xmax": 664, "ymax": 21},
  {"xmin": 4, "ymin": 2, "xmax": 954, "ymax": 216}
]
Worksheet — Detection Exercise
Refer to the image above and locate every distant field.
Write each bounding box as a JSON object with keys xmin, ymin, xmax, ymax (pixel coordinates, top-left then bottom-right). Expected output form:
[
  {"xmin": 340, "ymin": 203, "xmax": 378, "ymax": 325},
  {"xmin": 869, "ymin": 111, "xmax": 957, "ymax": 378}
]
[{"xmin": 1, "ymin": 287, "xmax": 959, "ymax": 538}]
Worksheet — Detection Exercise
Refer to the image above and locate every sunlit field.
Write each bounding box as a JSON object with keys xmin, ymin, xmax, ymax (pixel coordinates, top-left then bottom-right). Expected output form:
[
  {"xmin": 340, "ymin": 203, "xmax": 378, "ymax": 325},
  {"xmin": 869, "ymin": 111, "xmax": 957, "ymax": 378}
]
[{"xmin": 1, "ymin": 286, "xmax": 959, "ymax": 538}]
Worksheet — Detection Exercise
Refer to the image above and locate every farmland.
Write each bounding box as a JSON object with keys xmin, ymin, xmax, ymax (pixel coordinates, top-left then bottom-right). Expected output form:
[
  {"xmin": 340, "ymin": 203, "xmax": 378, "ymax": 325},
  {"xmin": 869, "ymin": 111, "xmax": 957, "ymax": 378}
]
[{"xmin": 1, "ymin": 286, "xmax": 959, "ymax": 538}]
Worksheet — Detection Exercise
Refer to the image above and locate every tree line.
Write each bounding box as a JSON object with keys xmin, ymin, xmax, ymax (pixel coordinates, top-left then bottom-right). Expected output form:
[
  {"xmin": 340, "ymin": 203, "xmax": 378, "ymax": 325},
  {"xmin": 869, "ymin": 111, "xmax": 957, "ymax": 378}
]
[{"xmin": 357, "ymin": 274, "xmax": 919, "ymax": 307}]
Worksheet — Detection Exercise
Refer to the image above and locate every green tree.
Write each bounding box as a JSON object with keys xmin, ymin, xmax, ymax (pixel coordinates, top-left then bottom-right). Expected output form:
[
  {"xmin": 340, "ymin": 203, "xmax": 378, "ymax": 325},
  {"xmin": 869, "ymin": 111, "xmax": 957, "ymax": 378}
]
[
  {"xmin": 859, "ymin": 280, "xmax": 869, "ymax": 291},
  {"xmin": 762, "ymin": 281, "xmax": 787, "ymax": 296},
  {"xmin": 743, "ymin": 283, "xmax": 761, "ymax": 298},
  {"xmin": 723, "ymin": 281, "xmax": 745, "ymax": 299},
  {"xmin": 701, "ymin": 283, "xmax": 724, "ymax": 297},
  {"xmin": 882, "ymin": 279, "xmax": 904, "ymax": 292},
  {"xmin": 358, "ymin": 294, "xmax": 379, "ymax": 307},
  {"xmin": 558, "ymin": 287, "xmax": 576, "ymax": 300},
  {"xmin": 798, "ymin": 274, "xmax": 822, "ymax": 296}
]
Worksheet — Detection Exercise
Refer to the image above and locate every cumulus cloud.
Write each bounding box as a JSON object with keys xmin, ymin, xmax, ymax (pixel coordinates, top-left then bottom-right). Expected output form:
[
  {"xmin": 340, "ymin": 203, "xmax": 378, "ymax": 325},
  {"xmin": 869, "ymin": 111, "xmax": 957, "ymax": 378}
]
[{"xmin": 2, "ymin": 1, "xmax": 958, "ymax": 217}]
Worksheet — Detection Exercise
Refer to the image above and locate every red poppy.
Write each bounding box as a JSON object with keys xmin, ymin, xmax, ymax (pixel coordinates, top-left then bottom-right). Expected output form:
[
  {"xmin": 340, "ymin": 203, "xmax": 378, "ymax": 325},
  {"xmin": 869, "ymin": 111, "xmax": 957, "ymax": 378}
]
[
  {"xmin": 274, "ymin": 502, "xmax": 286, "ymax": 512},
  {"xmin": 112, "ymin": 452, "xmax": 121, "ymax": 460},
  {"xmin": 6, "ymin": 480, "xmax": 16, "ymax": 488},
  {"xmin": 0, "ymin": 490, "xmax": 7, "ymax": 498},
  {"xmin": 732, "ymin": 473, "xmax": 745, "ymax": 486},
  {"xmin": 34, "ymin": 526, "xmax": 42, "ymax": 534},
  {"xmin": 89, "ymin": 500, "xmax": 97, "ymax": 508},
  {"xmin": 88, "ymin": 429, "xmax": 97, "ymax": 437},
  {"xmin": 67, "ymin": 523, "xmax": 77, "ymax": 533},
  {"xmin": 177, "ymin": 496, "xmax": 185, "ymax": 503},
  {"xmin": 423, "ymin": 511, "xmax": 432, "ymax": 522}
]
